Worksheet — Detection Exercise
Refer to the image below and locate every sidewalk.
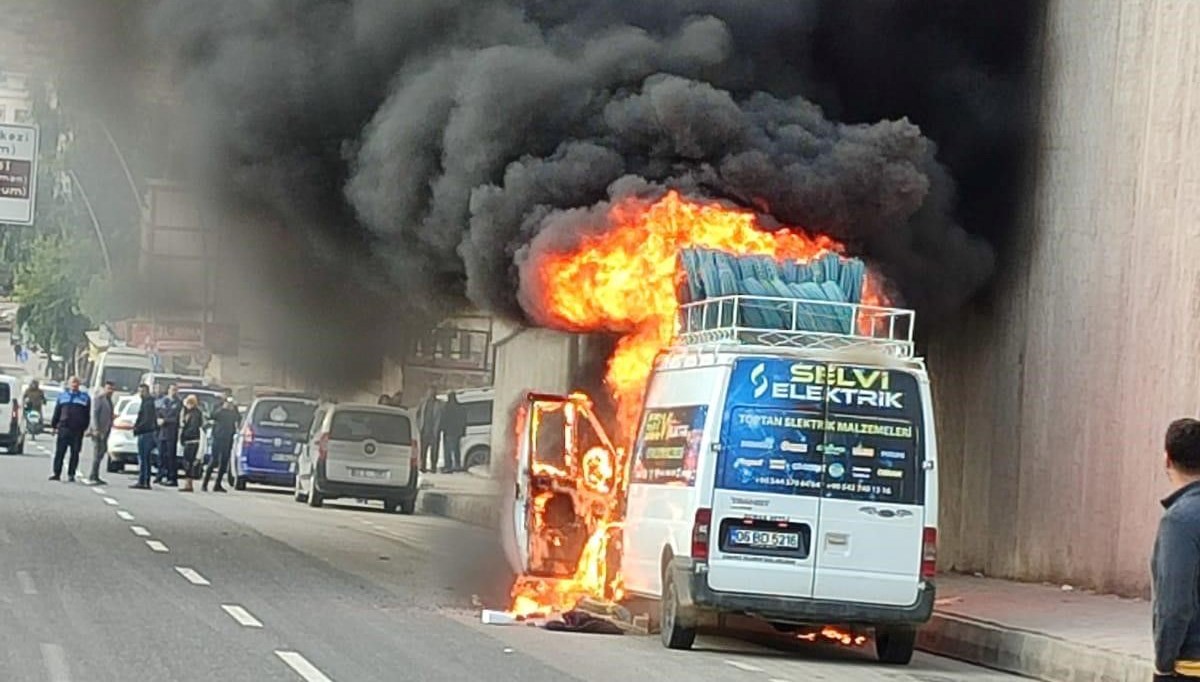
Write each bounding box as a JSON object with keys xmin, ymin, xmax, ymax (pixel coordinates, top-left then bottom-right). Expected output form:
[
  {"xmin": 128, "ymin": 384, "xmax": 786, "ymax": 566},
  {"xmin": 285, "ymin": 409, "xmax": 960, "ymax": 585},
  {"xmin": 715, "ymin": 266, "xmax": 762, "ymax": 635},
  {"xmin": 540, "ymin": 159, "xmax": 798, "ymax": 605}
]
[{"xmin": 416, "ymin": 477, "xmax": 1154, "ymax": 682}]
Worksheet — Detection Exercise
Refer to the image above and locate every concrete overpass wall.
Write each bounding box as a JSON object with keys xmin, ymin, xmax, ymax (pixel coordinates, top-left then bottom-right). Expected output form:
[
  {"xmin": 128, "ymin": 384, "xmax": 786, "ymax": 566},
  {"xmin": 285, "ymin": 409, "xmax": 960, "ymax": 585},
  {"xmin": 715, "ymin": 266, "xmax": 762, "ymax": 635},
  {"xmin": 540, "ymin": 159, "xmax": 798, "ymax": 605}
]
[{"xmin": 930, "ymin": 0, "xmax": 1200, "ymax": 595}]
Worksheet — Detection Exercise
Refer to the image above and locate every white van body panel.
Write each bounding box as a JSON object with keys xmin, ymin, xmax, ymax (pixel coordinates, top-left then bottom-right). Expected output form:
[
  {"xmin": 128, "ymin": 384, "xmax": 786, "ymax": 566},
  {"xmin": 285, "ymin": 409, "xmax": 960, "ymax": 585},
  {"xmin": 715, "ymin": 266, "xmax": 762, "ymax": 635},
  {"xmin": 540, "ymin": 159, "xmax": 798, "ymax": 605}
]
[
  {"xmin": 91, "ymin": 350, "xmax": 154, "ymax": 395},
  {"xmin": 622, "ymin": 347, "xmax": 937, "ymax": 618},
  {"xmin": 0, "ymin": 374, "xmax": 21, "ymax": 450}
]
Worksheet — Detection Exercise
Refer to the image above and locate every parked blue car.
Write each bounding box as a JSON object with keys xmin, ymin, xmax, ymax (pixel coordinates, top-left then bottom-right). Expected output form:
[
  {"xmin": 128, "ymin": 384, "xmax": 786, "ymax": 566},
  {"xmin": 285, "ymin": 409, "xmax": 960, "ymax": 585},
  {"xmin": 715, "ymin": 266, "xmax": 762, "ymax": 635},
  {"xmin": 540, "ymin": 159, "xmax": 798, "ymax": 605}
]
[{"xmin": 231, "ymin": 396, "xmax": 318, "ymax": 490}]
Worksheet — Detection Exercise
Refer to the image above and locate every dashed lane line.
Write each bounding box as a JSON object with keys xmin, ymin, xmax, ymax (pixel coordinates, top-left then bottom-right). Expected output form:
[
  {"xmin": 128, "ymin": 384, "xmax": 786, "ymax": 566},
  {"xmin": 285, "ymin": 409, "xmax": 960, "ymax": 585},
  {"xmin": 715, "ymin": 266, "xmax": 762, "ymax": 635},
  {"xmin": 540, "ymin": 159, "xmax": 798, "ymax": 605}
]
[
  {"xmin": 146, "ymin": 540, "xmax": 169, "ymax": 553},
  {"xmin": 17, "ymin": 570, "xmax": 37, "ymax": 595},
  {"xmin": 116, "ymin": 510, "xmax": 134, "ymax": 521},
  {"xmin": 221, "ymin": 604, "xmax": 264, "ymax": 628},
  {"xmin": 174, "ymin": 567, "xmax": 211, "ymax": 586},
  {"xmin": 102, "ymin": 497, "xmax": 119, "ymax": 506},
  {"xmin": 40, "ymin": 643, "xmax": 71, "ymax": 682},
  {"xmin": 91, "ymin": 487, "xmax": 107, "ymax": 495},
  {"xmin": 724, "ymin": 660, "xmax": 765, "ymax": 673},
  {"xmin": 275, "ymin": 651, "xmax": 334, "ymax": 682},
  {"xmin": 130, "ymin": 526, "xmax": 151, "ymax": 537}
]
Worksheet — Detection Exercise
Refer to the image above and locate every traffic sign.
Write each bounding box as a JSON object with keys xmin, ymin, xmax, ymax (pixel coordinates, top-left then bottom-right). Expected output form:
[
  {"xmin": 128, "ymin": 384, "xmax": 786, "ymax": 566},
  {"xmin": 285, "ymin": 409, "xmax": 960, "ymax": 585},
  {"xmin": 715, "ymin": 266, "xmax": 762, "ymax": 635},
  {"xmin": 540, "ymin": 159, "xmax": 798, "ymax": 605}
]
[{"xmin": 0, "ymin": 123, "xmax": 39, "ymax": 226}]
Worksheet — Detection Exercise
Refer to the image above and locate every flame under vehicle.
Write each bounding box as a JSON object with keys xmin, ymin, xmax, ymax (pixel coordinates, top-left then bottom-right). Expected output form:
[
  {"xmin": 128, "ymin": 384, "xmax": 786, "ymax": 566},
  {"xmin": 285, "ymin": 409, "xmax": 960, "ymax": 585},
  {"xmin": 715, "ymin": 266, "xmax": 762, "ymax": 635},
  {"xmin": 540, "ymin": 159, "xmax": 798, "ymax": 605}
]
[{"xmin": 505, "ymin": 289, "xmax": 938, "ymax": 665}]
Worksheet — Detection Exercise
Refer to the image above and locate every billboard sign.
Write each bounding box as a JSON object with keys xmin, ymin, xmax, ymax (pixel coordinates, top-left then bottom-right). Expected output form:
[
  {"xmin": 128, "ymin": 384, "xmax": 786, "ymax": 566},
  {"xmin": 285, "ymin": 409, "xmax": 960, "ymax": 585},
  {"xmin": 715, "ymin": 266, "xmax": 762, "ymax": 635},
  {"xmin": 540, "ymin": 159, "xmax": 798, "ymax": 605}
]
[{"xmin": 0, "ymin": 124, "xmax": 38, "ymax": 225}]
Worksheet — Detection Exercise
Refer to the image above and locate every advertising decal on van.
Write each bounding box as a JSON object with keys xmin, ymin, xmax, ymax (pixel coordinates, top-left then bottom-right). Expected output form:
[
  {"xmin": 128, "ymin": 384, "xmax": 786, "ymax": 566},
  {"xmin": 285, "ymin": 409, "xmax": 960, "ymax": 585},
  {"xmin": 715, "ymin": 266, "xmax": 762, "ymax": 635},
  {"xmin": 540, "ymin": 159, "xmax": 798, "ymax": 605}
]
[
  {"xmin": 719, "ymin": 359, "xmax": 923, "ymax": 505},
  {"xmin": 631, "ymin": 405, "xmax": 707, "ymax": 486}
]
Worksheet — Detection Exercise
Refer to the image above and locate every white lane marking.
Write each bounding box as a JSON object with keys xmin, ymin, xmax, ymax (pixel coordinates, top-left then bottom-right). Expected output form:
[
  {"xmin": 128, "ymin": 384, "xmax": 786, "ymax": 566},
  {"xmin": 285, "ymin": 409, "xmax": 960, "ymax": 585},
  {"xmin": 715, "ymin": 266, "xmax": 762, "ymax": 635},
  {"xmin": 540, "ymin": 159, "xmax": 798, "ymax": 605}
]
[
  {"xmin": 17, "ymin": 570, "xmax": 37, "ymax": 595},
  {"xmin": 116, "ymin": 510, "xmax": 135, "ymax": 521},
  {"xmin": 92, "ymin": 487, "xmax": 107, "ymax": 495},
  {"xmin": 221, "ymin": 604, "xmax": 264, "ymax": 628},
  {"xmin": 174, "ymin": 567, "xmax": 210, "ymax": 586},
  {"xmin": 275, "ymin": 651, "xmax": 333, "ymax": 682},
  {"xmin": 130, "ymin": 526, "xmax": 151, "ymax": 537},
  {"xmin": 102, "ymin": 497, "xmax": 119, "ymax": 506},
  {"xmin": 724, "ymin": 660, "xmax": 765, "ymax": 673},
  {"xmin": 146, "ymin": 540, "xmax": 169, "ymax": 553},
  {"xmin": 40, "ymin": 643, "xmax": 71, "ymax": 682}
]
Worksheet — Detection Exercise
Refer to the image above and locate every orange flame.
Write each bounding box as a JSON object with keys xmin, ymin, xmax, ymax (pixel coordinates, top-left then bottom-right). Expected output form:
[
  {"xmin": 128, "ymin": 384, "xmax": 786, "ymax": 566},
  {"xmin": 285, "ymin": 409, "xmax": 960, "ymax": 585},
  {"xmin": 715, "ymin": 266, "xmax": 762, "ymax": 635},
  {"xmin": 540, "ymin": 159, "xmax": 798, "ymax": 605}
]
[
  {"xmin": 797, "ymin": 627, "xmax": 870, "ymax": 647},
  {"xmin": 529, "ymin": 190, "xmax": 844, "ymax": 431}
]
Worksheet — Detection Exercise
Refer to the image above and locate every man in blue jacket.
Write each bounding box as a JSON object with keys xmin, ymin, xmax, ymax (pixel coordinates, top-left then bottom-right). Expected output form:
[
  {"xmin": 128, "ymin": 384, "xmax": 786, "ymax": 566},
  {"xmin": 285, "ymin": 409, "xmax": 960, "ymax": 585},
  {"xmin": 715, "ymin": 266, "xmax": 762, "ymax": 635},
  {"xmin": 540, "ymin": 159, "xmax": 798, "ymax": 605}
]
[
  {"xmin": 49, "ymin": 376, "xmax": 90, "ymax": 483},
  {"xmin": 1153, "ymin": 418, "xmax": 1200, "ymax": 680},
  {"xmin": 155, "ymin": 384, "xmax": 182, "ymax": 486}
]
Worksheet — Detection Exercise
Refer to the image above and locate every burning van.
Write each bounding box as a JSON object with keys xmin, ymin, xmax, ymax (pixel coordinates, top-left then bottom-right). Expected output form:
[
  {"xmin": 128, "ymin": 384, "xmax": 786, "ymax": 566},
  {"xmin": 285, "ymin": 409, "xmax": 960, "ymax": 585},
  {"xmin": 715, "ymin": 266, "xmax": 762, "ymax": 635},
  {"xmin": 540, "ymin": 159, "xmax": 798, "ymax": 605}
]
[{"xmin": 504, "ymin": 240, "xmax": 938, "ymax": 665}]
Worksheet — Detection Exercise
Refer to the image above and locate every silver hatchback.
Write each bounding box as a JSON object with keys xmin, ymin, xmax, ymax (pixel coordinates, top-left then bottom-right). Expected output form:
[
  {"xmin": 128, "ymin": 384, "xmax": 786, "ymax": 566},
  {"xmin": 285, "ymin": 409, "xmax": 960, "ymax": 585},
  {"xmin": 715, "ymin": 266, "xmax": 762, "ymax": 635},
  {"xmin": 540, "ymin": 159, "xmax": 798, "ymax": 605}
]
[{"xmin": 294, "ymin": 403, "xmax": 419, "ymax": 514}]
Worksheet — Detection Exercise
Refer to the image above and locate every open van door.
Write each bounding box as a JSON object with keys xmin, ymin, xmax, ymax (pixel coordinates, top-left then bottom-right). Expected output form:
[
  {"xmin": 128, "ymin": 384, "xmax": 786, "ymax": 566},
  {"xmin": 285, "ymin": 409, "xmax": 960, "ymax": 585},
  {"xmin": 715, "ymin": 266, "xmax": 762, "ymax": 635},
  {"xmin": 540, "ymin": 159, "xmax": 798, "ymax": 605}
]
[{"xmin": 503, "ymin": 392, "xmax": 622, "ymax": 582}]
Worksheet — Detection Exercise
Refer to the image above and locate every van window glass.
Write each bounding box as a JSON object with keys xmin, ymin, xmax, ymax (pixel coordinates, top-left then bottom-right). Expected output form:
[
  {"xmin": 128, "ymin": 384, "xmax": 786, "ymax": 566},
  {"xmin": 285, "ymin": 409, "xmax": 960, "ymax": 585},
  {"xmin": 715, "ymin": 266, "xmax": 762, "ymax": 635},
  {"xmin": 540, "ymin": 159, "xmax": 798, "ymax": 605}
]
[
  {"xmin": 463, "ymin": 400, "xmax": 492, "ymax": 427},
  {"xmin": 631, "ymin": 405, "xmax": 707, "ymax": 486},
  {"xmin": 252, "ymin": 400, "xmax": 317, "ymax": 431},
  {"xmin": 330, "ymin": 411, "xmax": 411, "ymax": 445},
  {"xmin": 103, "ymin": 367, "xmax": 146, "ymax": 393},
  {"xmin": 717, "ymin": 406, "xmax": 825, "ymax": 496},
  {"xmin": 0, "ymin": 383, "xmax": 9, "ymax": 403}
]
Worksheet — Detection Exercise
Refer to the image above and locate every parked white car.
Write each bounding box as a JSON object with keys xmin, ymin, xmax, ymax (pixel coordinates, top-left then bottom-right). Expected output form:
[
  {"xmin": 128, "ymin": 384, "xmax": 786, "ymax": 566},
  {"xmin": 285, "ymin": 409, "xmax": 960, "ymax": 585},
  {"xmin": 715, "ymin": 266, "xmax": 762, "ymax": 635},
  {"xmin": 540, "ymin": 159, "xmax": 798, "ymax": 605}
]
[
  {"xmin": 106, "ymin": 396, "xmax": 141, "ymax": 472},
  {"xmin": 294, "ymin": 403, "xmax": 418, "ymax": 514}
]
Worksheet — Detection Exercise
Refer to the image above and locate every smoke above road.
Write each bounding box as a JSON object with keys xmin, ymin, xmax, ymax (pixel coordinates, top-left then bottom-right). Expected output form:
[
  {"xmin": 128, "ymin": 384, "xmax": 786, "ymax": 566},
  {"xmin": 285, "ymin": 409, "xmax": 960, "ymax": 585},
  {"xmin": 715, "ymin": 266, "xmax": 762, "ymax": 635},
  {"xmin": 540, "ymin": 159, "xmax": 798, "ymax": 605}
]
[{"xmin": 126, "ymin": 0, "xmax": 1041, "ymax": 381}]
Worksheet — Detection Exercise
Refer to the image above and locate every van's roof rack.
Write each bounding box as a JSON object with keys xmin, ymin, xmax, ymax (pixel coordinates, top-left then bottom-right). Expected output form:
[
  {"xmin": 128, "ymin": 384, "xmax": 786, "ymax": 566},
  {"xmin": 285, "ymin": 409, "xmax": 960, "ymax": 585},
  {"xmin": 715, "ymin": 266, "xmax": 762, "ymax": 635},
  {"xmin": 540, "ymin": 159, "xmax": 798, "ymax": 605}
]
[{"xmin": 673, "ymin": 294, "xmax": 915, "ymax": 359}]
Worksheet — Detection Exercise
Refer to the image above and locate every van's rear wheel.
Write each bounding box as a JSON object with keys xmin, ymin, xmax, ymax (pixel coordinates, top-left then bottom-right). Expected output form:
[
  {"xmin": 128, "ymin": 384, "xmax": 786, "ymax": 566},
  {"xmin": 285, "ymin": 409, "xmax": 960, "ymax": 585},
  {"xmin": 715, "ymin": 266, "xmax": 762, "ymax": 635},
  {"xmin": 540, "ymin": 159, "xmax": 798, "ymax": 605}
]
[
  {"xmin": 306, "ymin": 480, "xmax": 323, "ymax": 508},
  {"xmin": 234, "ymin": 476, "xmax": 247, "ymax": 491},
  {"xmin": 874, "ymin": 625, "xmax": 917, "ymax": 664},
  {"xmin": 383, "ymin": 499, "xmax": 399, "ymax": 514},
  {"xmin": 293, "ymin": 476, "xmax": 306, "ymax": 503},
  {"xmin": 660, "ymin": 574, "xmax": 696, "ymax": 650}
]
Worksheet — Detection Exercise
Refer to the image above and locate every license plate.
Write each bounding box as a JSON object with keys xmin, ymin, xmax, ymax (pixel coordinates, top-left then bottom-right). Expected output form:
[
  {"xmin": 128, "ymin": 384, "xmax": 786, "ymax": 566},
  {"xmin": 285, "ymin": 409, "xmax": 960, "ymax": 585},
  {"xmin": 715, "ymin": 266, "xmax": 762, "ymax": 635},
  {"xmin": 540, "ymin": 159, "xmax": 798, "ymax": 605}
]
[
  {"xmin": 349, "ymin": 468, "xmax": 389, "ymax": 480},
  {"xmin": 727, "ymin": 527, "xmax": 800, "ymax": 550},
  {"xmin": 272, "ymin": 453, "xmax": 297, "ymax": 463}
]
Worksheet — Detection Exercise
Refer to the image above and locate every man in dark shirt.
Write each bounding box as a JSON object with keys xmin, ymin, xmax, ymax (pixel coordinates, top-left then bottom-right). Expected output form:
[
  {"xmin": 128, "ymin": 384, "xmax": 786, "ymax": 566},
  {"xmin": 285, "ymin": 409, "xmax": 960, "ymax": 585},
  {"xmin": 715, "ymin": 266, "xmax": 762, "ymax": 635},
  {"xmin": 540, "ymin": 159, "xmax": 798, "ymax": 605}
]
[
  {"xmin": 1153, "ymin": 418, "xmax": 1200, "ymax": 680},
  {"xmin": 49, "ymin": 376, "xmax": 90, "ymax": 483},
  {"xmin": 155, "ymin": 384, "xmax": 182, "ymax": 486},
  {"xmin": 203, "ymin": 397, "xmax": 240, "ymax": 493},
  {"xmin": 131, "ymin": 384, "xmax": 158, "ymax": 490}
]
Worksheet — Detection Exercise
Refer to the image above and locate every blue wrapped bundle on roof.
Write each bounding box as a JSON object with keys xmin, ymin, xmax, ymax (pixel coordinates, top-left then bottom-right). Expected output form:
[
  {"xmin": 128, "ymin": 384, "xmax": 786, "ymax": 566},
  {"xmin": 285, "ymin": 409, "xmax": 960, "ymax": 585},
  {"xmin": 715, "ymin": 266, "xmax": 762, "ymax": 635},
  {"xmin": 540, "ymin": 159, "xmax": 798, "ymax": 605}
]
[{"xmin": 676, "ymin": 248, "xmax": 868, "ymax": 334}]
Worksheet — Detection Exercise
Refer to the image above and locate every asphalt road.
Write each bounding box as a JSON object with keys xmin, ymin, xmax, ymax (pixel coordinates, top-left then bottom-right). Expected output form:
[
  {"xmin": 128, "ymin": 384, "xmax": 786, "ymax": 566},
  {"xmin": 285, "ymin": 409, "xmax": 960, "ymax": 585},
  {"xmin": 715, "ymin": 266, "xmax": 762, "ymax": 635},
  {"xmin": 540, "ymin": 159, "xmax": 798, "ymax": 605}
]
[{"xmin": 0, "ymin": 332, "xmax": 1028, "ymax": 682}]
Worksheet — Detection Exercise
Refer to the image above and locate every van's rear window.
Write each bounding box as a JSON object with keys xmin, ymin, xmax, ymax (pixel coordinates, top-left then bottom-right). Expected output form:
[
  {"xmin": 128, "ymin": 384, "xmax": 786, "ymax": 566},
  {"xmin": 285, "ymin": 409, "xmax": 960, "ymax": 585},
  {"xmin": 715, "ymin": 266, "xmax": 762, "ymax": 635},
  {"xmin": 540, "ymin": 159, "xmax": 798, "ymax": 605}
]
[
  {"xmin": 252, "ymin": 400, "xmax": 317, "ymax": 431},
  {"xmin": 103, "ymin": 367, "xmax": 146, "ymax": 393},
  {"xmin": 330, "ymin": 411, "xmax": 412, "ymax": 445},
  {"xmin": 717, "ymin": 359, "xmax": 924, "ymax": 506},
  {"xmin": 0, "ymin": 384, "xmax": 9, "ymax": 403}
]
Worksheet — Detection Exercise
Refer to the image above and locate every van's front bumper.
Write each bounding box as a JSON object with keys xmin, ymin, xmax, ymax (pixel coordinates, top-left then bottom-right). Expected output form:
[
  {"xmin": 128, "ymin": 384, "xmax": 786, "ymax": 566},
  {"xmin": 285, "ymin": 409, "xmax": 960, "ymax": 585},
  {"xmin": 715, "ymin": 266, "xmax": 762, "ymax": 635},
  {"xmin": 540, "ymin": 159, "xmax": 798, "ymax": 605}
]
[{"xmin": 670, "ymin": 557, "xmax": 935, "ymax": 627}]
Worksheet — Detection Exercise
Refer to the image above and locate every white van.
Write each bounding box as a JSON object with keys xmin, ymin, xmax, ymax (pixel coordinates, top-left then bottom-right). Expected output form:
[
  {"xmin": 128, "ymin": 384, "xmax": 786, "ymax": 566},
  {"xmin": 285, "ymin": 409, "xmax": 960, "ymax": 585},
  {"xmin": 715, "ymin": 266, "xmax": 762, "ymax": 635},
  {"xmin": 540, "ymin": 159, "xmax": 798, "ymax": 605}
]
[
  {"xmin": 439, "ymin": 387, "xmax": 494, "ymax": 469},
  {"xmin": 90, "ymin": 348, "xmax": 154, "ymax": 395},
  {"xmin": 506, "ymin": 294, "xmax": 936, "ymax": 664},
  {"xmin": 0, "ymin": 374, "xmax": 24, "ymax": 454}
]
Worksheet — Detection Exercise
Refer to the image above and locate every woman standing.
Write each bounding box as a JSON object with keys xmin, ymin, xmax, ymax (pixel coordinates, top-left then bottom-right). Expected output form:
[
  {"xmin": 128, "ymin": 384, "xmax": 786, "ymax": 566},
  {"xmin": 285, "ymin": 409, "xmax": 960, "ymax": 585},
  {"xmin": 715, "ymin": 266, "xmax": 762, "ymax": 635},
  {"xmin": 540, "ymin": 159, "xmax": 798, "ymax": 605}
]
[{"xmin": 178, "ymin": 395, "xmax": 204, "ymax": 493}]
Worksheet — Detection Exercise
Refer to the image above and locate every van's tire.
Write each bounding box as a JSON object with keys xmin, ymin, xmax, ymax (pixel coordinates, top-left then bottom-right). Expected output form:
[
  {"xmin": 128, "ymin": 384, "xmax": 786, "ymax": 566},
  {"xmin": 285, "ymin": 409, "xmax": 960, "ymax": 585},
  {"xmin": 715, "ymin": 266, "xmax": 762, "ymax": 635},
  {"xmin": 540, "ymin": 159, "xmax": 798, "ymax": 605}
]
[
  {"xmin": 11, "ymin": 437, "xmax": 24, "ymax": 455},
  {"xmin": 465, "ymin": 446, "xmax": 490, "ymax": 470},
  {"xmin": 293, "ymin": 476, "xmax": 306, "ymax": 503},
  {"xmin": 383, "ymin": 499, "xmax": 399, "ymax": 514},
  {"xmin": 399, "ymin": 497, "xmax": 416, "ymax": 515},
  {"xmin": 660, "ymin": 574, "xmax": 696, "ymax": 650},
  {"xmin": 234, "ymin": 476, "xmax": 247, "ymax": 491},
  {"xmin": 874, "ymin": 625, "xmax": 917, "ymax": 664},
  {"xmin": 306, "ymin": 481, "xmax": 324, "ymax": 508},
  {"xmin": 107, "ymin": 459, "xmax": 122, "ymax": 473}
]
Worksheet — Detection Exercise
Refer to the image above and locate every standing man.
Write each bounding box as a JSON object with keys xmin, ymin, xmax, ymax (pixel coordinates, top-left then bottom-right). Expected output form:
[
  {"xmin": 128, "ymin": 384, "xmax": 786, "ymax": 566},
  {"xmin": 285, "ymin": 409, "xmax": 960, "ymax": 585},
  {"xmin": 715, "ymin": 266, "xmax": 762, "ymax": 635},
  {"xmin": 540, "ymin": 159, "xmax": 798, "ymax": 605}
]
[
  {"xmin": 1152, "ymin": 418, "xmax": 1200, "ymax": 681},
  {"xmin": 131, "ymin": 384, "xmax": 157, "ymax": 489},
  {"xmin": 417, "ymin": 388, "xmax": 441, "ymax": 473},
  {"xmin": 155, "ymin": 384, "xmax": 181, "ymax": 487},
  {"xmin": 438, "ymin": 391, "xmax": 466, "ymax": 473},
  {"xmin": 85, "ymin": 381, "xmax": 115, "ymax": 486},
  {"xmin": 48, "ymin": 376, "xmax": 90, "ymax": 483},
  {"xmin": 203, "ymin": 396, "xmax": 239, "ymax": 493}
]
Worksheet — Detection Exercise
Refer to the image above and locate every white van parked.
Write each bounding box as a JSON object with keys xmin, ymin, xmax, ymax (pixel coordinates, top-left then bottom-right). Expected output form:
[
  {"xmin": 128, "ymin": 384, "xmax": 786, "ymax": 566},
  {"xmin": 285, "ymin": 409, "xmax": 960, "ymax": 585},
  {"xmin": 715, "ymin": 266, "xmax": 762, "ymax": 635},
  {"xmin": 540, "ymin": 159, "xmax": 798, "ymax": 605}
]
[
  {"xmin": 0, "ymin": 374, "xmax": 25, "ymax": 454},
  {"xmin": 90, "ymin": 348, "xmax": 154, "ymax": 396},
  {"xmin": 440, "ymin": 387, "xmax": 494, "ymax": 470},
  {"xmin": 506, "ymin": 293, "xmax": 936, "ymax": 664}
]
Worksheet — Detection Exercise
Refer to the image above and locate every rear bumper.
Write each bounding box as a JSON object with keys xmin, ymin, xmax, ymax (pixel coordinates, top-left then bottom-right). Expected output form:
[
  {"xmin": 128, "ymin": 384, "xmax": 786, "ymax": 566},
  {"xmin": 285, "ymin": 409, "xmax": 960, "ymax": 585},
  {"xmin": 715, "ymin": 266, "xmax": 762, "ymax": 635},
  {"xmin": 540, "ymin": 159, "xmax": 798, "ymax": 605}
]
[
  {"xmin": 0, "ymin": 429, "xmax": 20, "ymax": 446},
  {"xmin": 238, "ymin": 467, "xmax": 295, "ymax": 486},
  {"xmin": 315, "ymin": 462, "xmax": 418, "ymax": 501},
  {"xmin": 670, "ymin": 557, "xmax": 935, "ymax": 627}
]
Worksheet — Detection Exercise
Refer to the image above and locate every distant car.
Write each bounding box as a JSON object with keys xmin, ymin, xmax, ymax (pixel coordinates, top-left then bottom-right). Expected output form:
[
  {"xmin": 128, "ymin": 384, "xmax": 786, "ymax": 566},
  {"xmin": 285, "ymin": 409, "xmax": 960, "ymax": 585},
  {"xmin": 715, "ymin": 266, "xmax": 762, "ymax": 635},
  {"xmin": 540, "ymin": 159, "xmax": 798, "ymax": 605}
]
[
  {"xmin": 0, "ymin": 309, "xmax": 15, "ymax": 332},
  {"xmin": 441, "ymin": 387, "xmax": 494, "ymax": 470},
  {"xmin": 231, "ymin": 396, "xmax": 318, "ymax": 490},
  {"xmin": 0, "ymin": 364, "xmax": 31, "ymax": 387},
  {"xmin": 0, "ymin": 373, "xmax": 25, "ymax": 454},
  {"xmin": 106, "ymin": 396, "xmax": 141, "ymax": 472},
  {"xmin": 294, "ymin": 403, "xmax": 418, "ymax": 514}
]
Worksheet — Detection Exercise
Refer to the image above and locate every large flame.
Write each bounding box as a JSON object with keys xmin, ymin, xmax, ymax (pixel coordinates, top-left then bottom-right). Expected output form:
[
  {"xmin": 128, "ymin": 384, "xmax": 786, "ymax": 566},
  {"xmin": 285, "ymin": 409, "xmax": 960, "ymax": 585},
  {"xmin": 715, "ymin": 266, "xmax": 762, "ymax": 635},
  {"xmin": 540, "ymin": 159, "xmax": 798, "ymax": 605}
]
[
  {"xmin": 531, "ymin": 190, "xmax": 845, "ymax": 430},
  {"xmin": 510, "ymin": 191, "xmax": 881, "ymax": 619}
]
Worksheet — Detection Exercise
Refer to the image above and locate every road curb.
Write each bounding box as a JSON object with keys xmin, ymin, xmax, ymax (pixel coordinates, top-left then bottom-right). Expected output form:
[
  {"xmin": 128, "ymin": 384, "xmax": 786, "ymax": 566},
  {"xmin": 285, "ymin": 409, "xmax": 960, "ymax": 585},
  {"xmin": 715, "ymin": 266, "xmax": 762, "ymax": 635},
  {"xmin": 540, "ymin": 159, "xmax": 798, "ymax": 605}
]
[
  {"xmin": 418, "ymin": 491, "xmax": 499, "ymax": 531},
  {"xmin": 918, "ymin": 611, "xmax": 1154, "ymax": 682}
]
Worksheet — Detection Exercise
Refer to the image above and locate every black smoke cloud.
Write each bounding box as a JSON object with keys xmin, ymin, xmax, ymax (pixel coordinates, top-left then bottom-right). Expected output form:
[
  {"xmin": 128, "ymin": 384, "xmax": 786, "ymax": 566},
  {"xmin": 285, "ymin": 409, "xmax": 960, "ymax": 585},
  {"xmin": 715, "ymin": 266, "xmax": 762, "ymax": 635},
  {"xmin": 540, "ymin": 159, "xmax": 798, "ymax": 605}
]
[{"xmin": 131, "ymin": 0, "xmax": 1040, "ymax": 382}]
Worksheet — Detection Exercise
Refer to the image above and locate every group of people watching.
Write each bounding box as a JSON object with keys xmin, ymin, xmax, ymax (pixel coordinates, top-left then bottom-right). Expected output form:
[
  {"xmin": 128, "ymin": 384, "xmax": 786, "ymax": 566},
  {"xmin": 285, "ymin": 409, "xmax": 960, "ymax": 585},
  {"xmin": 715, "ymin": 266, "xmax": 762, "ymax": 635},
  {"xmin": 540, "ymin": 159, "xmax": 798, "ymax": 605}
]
[
  {"xmin": 416, "ymin": 388, "xmax": 469, "ymax": 474},
  {"xmin": 128, "ymin": 383, "xmax": 240, "ymax": 492}
]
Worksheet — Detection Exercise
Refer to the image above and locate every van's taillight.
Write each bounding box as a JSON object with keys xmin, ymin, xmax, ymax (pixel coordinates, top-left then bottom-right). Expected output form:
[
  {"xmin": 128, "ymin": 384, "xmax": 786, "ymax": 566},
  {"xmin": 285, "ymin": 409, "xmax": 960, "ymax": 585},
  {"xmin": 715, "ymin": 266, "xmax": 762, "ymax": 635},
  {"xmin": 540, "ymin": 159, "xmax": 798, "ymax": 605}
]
[
  {"xmin": 691, "ymin": 508, "xmax": 713, "ymax": 560},
  {"xmin": 921, "ymin": 527, "xmax": 938, "ymax": 579},
  {"xmin": 317, "ymin": 433, "xmax": 330, "ymax": 462}
]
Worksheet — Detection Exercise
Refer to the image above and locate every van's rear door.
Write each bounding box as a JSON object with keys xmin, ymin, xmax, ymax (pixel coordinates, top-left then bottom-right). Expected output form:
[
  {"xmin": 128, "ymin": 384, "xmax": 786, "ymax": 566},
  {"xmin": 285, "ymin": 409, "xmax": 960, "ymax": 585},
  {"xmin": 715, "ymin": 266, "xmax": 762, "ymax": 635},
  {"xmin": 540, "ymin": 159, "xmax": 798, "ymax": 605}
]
[
  {"xmin": 812, "ymin": 365, "xmax": 926, "ymax": 606},
  {"xmin": 706, "ymin": 358, "xmax": 829, "ymax": 599}
]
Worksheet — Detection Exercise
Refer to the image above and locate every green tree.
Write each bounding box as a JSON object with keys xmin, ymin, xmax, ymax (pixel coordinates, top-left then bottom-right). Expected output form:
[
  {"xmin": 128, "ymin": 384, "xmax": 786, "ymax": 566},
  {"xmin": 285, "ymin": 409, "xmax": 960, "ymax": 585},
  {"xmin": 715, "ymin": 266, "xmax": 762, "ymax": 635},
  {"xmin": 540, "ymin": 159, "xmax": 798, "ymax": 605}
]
[{"xmin": 13, "ymin": 237, "xmax": 92, "ymax": 361}]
